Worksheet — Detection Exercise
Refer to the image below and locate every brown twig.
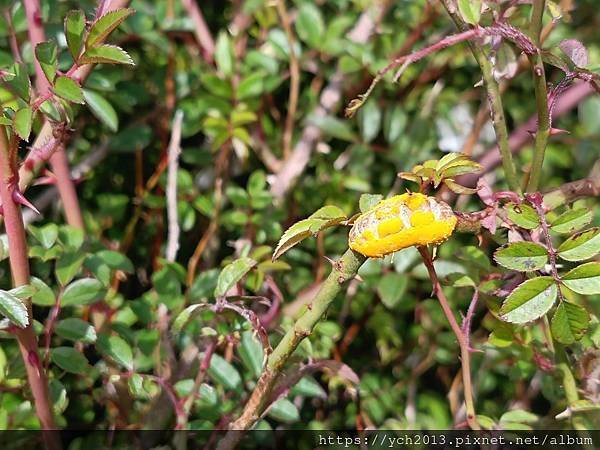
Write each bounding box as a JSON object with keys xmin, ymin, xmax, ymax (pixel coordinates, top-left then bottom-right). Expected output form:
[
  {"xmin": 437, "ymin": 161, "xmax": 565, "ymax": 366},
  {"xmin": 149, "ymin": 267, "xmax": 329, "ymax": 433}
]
[
  {"xmin": 180, "ymin": 0, "xmax": 216, "ymax": 63},
  {"xmin": 165, "ymin": 110, "xmax": 184, "ymax": 262}
]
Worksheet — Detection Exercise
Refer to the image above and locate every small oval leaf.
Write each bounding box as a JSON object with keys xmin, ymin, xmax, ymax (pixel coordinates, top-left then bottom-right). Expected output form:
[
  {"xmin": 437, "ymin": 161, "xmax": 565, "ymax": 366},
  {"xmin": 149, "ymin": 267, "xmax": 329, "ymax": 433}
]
[
  {"xmin": 500, "ymin": 277, "xmax": 557, "ymax": 324},
  {"xmin": 494, "ymin": 242, "xmax": 548, "ymax": 272},
  {"xmin": 557, "ymin": 228, "xmax": 600, "ymax": 262}
]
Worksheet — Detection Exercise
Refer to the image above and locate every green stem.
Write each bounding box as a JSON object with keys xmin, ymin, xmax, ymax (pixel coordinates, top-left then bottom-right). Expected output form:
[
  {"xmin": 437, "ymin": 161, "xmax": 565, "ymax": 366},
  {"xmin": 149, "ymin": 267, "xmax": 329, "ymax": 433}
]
[
  {"xmin": 216, "ymin": 249, "xmax": 365, "ymax": 450},
  {"xmin": 440, "ymin": 1, "xmax": 521, "ymax": 194},
  {"xmin": 525, "ymin": 0, "xmax": 550, "ymax": 193},
  {"xmin": 555, "ymin": 344, "xmax": 587, "ymax": 430}
]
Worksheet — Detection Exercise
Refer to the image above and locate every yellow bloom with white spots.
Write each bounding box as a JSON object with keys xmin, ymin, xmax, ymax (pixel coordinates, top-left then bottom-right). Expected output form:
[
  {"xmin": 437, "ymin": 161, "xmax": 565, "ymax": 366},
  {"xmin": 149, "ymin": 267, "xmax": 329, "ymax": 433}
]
[{"xmin": 349, "ymin": 193, "xmax": 457, "ymax": 257}]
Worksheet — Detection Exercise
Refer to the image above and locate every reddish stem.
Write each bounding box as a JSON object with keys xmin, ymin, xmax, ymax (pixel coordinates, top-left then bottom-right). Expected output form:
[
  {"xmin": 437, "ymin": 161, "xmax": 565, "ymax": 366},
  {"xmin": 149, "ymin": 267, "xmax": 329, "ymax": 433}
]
[
  {"xmin": 0, "ymin": 129, "xmax": 58, "ymax": 440},
  {"xmin": 23, "ymin": 0, "xmax": 84, "ymax": 230}
]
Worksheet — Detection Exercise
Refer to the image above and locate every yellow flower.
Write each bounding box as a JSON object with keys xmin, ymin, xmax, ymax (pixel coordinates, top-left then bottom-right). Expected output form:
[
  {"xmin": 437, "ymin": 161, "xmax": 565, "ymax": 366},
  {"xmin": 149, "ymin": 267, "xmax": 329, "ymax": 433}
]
[{"xmin": 349, "ymin": 193, "xmax": 457, "ymax": 257}]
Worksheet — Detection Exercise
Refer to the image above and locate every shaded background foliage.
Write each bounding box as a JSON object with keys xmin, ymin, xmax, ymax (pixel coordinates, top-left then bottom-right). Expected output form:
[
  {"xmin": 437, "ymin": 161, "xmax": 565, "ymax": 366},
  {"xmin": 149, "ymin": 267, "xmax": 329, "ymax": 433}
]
[{"xmin": 0, "ymin": 0, "xmax": 598, "ymax": 439}]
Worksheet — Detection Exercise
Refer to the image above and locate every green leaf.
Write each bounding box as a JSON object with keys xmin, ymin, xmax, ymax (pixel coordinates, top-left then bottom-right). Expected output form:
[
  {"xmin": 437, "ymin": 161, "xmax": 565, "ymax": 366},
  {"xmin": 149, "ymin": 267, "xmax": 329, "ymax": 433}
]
[
  {"xmin": 273, "ymin": 205, "xmax": 347, "ymax": 260},
  {"xmin": 13, "ymin": 107, "xmax": 32, "ymax": 141},
  {"xmin": 383, "ymin": 105, "xmax": 407, "ymax": 143},
  {"xmin": 97, "ymin": 334, "xmax": 133, "ymax": 370},
  {"xmin": 290, "ymin": 377, "xmax": 326, "ymax": 398},
  {"xmin": 215, "ymin": 257, "xmax": 257, "ymax": 297},
  {"xmin": 31, "ymin": 277, "xmax": 55, "ymax": 306},
  {"xmin": 359, "ymin": 194, "xmax": 383, "ymax": 213},
  {"xmin": 61, "ymin": 278, "xmax": 106, "ymax": 306},
  {"xmin": 267, "ymin": 398, "xmax": 300, "ymax": 423},
  {"xmin": 86, "ymin": 8, "xmax": 135, "ymax": 47},
  {"xmin": 443, "ymin": 179, "xmax": 478, "ymax": 194},
  {"xmin": 54, "ymin": 318, "xmax": 97, "ymax": 344},
  {"xmin": 28, "ymin": 224, "xmax": 58, "ymax": 249},
  {"xmin": 357, "ymin": 99, "xmax": 382, "ymax": 143},
  {"xmin": 237, "ymin": 330, "xmax": 264, "ymax": 379},
  {"xmin": 550, "ymin": 208, "xmax": 593, "ymax": 234},
  {"xmin": 55, "ymin": 251, "xmax": 85, "ymax": 286},
  {"xmin": 493, "ymin": 242, "xmax": 548, "ymax": 272},
  {"xmin": 506, "ymin": 203, "xmax": 539, "ymax": 230},
  {"xmin": 551, "ymin": 301, "xmax": 590, "ymax": 344},
  {"xmin": 95, "ymin": 250, "xmax": 134, "ymax": 273},
  {"xmin": 50, "ymin": 347, "xmax": 89, "ymax": 374},
  {"xmin": 295, "ymin": 3, "xmax": 324, "ymax": 48},
  {"xmin": 35, "ymin": 40, "xmax": 58, "ymax": 82},
  {"xmin": 458, "ymin": 0, "xmax": 481, "ymax": 25},
  {"xmin": 207, "ymin": 353, "xmax": 241, "ymax": 391},
  {"xmin": 65, "ymin": 10, "xmax": 86, "ymax": 59},
  {"xmin": 54, "ymin": 76, "xmax": 84, "ymax": 104},
  {"xmin": 0, "ymin": 289, "xmax": 28, "ymax": 328},
  {"xmin": 215, "ymin": 31, "xmax": 234, "ymax": 76},
  {"xmin": 561, "ymin": 262, "xmax": 600, "ymax": 295},
  {"xmin": 499, "ymin": 409, "xmax": 538, "ymax": 424},
  {"xmin": 557, "ymin": 228, "xmax": 600, "ymax": 262},
  {"xmin": 6, "ymin": 63, "xmax": 31, "ymax": 102},
  {"xmin": 9, "ymin": 284, "xmax": 36, "ymax": 300},
  {"xmin": 172, "ymin": 303, "xmax": 207, "ymax": 332},
  {"xmin": 80, "ymin": 45, "xmax": 134, "ymax": 65},
  {"xmin": 307, "ymin": 114, "xmax": 357, "ymax": 142},
  {"xmin": 377, "ymin": 272, "xmax": 408, "ymax": 309},
  {"xmin": 500, "ymin": 277, "xmax": 557, "ymax": 324},
  {"xmin": 83, "ymin": 89, "xmax": 118, "ymax": 131}
]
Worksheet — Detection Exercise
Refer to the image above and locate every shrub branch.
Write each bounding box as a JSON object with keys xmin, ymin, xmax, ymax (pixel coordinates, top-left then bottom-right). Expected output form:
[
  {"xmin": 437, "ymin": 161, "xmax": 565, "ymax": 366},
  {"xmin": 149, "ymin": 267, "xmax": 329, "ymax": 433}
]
[{"xmin": 216, "ymin": 248, "xmax": 365, "ymax": 450}]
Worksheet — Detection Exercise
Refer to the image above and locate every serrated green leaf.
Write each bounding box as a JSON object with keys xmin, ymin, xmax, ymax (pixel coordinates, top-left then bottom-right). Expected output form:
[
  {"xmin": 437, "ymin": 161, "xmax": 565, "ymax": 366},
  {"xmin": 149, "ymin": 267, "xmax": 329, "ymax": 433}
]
[
  {"xmin": 80, "ymin": 45, "xmax": 134, "ymax": 65},
  {"xmin": 561, "ymin": 262, "xmax": 600, "ymax": 295},
  {"xmin": 359, "ymin": 194, "xmax": 383, "ymax": 213},
  {"xmin": 6, "ymin": 63, "xmax": 31, "ymax": 102},
  {"xmin": 458, "ymin": 0, "xmax": 481, "ymax": 25},
  {"xmin": 86, "ymin": 8, "xmax": 135, "ymax": 47},
  {"xmin": 551, "ymin": 301, "xmax": 589, "ymax": 344},
  {"xmin": 54, "ymin": 318, "xmax": 97, "ymax": 344},
  {"xmin": 506, "ymin": 203, "xmax": 539, "ymax": 230},
  {"xmin": 83, "ymin": 89, "xmax": 118, "ymax": 131},
  {"xmin": 500, "ymin": 277, "xmax": 557, "ymax": 324},
  {"xmin": 65, "ymin": 10, "xmax": 86, "ymax": 59},
  {"xmin": 172, "ymin": 303, "xmax": 207, "ymax": 332},
  {"xmin": 494, "ymin": 242, "xmax": 548, "ymax": 272},
  {"xmin": 61, "ymin": 278, "xmax": 106, "ymax": 306},
  {"xmin": 273, "ymin": 206, "xmax": 347, "ymax": 260},
  {"xmin": 557, "ymin": 228, "xmax": 600, "ymax": 262},
  {"xmin": 54, "ymin": 76, "xmax": 84, "ymax": 104},
  {"xmin": 550, "ymin": 208, "xmax": 593, "ymax": 234},
  {"xmin": 13, "ymin": 107, "xmax": 32, "ymax": 141},
  {"xmin": 435, "ymin": 152, "xmax": 468, "ymax": 172},
  {"xmin": 97, "ymin": 334, "xmax": 133, "ymax": 370},
  {"xmin": 8, "ymin": 284, "xmax": 36, "ymax": 300},
  {"xmin": 215, "ymin": 257, "xmax": 257, "ymax": 297},
  {"xmin": 28, "ymin": 224, "xmax": 58, "ymax": 249},
  {"xmin": 0, "ymin": 289, "xmax": 28, "ymax": 328},
  {"xmin": 207, "ymin": 353, "xmax": 241, "ymax": 391},
  {"xmin": 34, "ymin": 40, "xmax": 57, "ymax": 82},
  {"xmin": 50, "ymin": 347, "xmax": 89, "ymax": 374}
]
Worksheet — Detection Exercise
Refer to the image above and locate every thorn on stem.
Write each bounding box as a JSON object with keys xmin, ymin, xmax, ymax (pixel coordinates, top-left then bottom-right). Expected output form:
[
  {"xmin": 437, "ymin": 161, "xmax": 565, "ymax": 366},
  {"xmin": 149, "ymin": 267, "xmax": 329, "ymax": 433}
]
[{"xmin": 12, "ymin": 188, "xmax": 40, "ymax": 214}]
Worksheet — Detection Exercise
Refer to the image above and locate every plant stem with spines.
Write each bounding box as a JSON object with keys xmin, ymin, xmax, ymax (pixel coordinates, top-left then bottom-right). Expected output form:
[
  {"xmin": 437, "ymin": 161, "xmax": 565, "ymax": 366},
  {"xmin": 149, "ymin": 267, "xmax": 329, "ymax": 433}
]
[{"xmin": 216, "ymin": 248, "xmax": 365, "ymax": 450}]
